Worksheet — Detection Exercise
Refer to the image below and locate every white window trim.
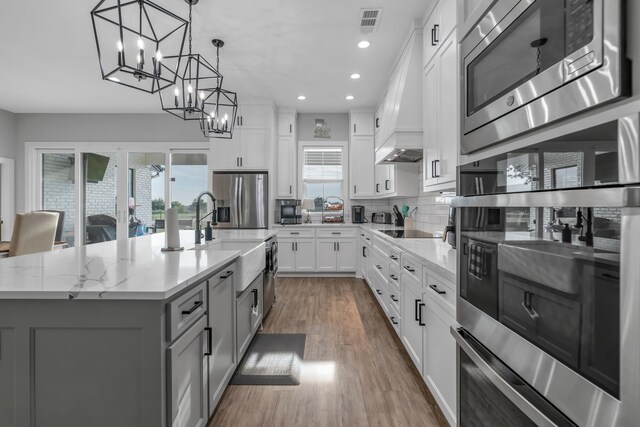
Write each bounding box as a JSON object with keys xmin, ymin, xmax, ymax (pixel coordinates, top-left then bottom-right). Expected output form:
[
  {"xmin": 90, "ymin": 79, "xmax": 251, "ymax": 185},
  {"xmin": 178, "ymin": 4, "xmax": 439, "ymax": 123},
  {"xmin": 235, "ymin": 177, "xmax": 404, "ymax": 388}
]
[
  {"xmin": 297, "ymin": 140, "xmax": 349, "ymax": 218},
  {"xmin": 26, "ymin": 141, "xmax": 209, "ymax": 246}
]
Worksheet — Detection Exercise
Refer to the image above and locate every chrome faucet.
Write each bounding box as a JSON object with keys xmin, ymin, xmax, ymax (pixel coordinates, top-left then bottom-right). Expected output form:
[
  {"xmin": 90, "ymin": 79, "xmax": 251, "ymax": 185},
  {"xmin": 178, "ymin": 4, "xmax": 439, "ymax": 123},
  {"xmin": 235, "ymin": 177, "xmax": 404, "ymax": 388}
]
[{"xmin": 195, "ymin": 191, "xmax": 217, "ymax": 245}]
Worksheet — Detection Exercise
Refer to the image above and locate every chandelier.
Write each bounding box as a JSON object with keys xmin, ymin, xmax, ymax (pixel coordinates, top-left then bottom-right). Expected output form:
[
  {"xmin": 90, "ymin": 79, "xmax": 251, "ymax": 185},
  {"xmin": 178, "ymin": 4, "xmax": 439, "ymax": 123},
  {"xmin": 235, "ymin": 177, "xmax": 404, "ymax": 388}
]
[
  {"xmin": 159, "ymin": 0, "xmax": 222, "ymax": 121},
  {"xmin": 90, "ymin": 0, "xmax": 188, "ymax": 93},
  {"xmin": 200, "ymin": 39, "xmax": 239, "ymax": 139}
]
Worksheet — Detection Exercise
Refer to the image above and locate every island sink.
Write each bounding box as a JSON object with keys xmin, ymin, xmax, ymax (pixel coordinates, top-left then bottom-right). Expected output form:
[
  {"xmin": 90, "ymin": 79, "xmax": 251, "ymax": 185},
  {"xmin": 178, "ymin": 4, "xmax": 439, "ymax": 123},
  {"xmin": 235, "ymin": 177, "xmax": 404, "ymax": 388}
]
[{"xmin": 191, "ymin": 241, "xmax": 265, "ymax": 292}]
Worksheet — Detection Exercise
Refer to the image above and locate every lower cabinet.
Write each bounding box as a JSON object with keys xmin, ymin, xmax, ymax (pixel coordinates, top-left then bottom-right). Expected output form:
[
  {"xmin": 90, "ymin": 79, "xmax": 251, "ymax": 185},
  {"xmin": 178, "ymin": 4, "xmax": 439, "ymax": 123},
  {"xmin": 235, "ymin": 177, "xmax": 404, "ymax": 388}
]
[
  {"xmin": 278, "ymin": 239, "xmax": 316, "ymax": 273},
  {"xmin": 236, "ymin": 274, "xmax": 263, "ymax": 360},
  {"xmin": 423, "ymin": 292, "xmax": 457, "ymax": 426},
  {"xmin": 401, "ymin": 272, "xmax": 425, "ymax": 372},
  {"xmin": 207, "ymin": 268, "xmax": 236, "ymax": 412},
  {"xmin": 167, "ymin": 316, "xmax": 209, "ymax": 427},
  {"xmin": 316, "ymin": 239, "xmax": 357, "ymax": 272}
]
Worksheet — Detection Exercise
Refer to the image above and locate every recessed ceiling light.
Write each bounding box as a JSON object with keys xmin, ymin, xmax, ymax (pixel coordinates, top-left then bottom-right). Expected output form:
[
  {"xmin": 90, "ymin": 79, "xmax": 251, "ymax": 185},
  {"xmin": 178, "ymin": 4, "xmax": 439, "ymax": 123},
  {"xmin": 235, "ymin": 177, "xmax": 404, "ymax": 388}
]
[
  {"xmin": 297, "ymin": 95, "xmax": 306, "ymax": 100},
  {"xmin": 357, "ymin": 41, "xmax": 370, "ymax": 49},
  {"xmin": 350, "ymin": 73, "xmax": 361, "ymax": 80},
  {"xmin": 345, "ymin": 95, "xmax": 354, "ymax": 100},
  {"xmin": 108, "ymin": 76, "xmax": 120, "ymax": 82}
]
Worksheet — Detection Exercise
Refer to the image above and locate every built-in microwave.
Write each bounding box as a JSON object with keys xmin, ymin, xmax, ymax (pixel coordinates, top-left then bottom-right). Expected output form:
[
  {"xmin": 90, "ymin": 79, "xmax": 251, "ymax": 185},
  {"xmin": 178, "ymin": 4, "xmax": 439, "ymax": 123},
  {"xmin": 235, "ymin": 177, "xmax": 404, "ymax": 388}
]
[
  {"xmin": 452, "ymin": 114, "xmax": 640, "ymax": 426},
  {"xmin": 461, "ymin": 0, "xmax": 630, "ymax": 154}
]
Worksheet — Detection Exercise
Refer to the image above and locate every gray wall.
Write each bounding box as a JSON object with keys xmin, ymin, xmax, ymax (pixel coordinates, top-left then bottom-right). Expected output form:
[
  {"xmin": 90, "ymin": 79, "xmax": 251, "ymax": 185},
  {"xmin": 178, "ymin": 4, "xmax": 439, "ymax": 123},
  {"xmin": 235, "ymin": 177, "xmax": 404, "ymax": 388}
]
[
  {"xmin": 0, "ymin": 109, "xmax": 17, "ymax": 159},
  {"xmin": 297, "ymin": 113, "xmax": 349, "ymax": 141},
  {"xmin": 15, "ymin": 113, "xmax": 208, "ymax": 213}
]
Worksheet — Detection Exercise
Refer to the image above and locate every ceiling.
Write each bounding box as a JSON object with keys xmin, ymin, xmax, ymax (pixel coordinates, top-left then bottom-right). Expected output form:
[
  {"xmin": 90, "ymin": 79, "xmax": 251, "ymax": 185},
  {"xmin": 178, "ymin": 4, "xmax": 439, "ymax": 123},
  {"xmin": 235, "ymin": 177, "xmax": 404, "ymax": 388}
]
[{"xmin": 0, "ymin": 0, "xmax": 429, "ymax": 114}]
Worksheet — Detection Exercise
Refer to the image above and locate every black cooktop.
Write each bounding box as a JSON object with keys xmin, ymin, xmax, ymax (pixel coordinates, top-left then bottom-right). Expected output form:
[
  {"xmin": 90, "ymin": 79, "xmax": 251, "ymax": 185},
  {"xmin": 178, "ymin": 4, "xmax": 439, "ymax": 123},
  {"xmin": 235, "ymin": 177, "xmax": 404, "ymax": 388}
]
[{"xmin": 378, "ymin": 230, "xmax": 437, "ymax": 238}]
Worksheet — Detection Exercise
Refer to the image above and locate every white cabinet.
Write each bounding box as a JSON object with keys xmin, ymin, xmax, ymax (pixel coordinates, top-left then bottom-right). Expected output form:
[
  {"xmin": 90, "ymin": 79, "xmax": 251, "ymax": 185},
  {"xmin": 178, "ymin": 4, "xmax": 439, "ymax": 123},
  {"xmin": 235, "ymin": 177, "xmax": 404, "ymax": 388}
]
[
  {"xmin": 276, "ymin": 136, "xmax": 296, "ymax": 198},
  {"xmin": 167, "ymin": 316, "xmax": 208, "ymax": 427},
  {"xmin": 350, "ymin": 136, "xmax": 375, "ymax": 199},
  {"xmin": 423, "ymin": 0, "xmax": 457, "ymax": 68},
  {"xmin": 277, "ymin": 112, "xmax": 296, "ymax": 136},
  {"xmin": 375, "ymin": 163, "xmax": 419, "ymax": 199},
  {"xmin": 423, "ymin": 292, "xmax": 457, "ymax": 426},
  {"xmin": 279, "ymin": 239, "xmax": 316, "ymax": 273},
  {"xmin": 423, "ymin": 29, "xmax": 458, "ymax": 190},
  {"xmin": 374, "ymin": 95, "xmax": 385, "ymax": 136},
  {"xmin": 207, "ymin": 268, "xmax": 236, "ymax": 413},
  {"xmin": 236, "ymin": 275, "xmax": 263, "ymax": 360},
  {"xmin": 401, "ymin": 271, "xmax": 424, "ymax": 372},
  {"xmin": 350, "ymin": 113, "xmax": 374, "ymax": 136},
  {"xmin": 211, "ymin": 104, "xmax": 272, "ymax": 171},
  {"xmin": 314, "ymin": 238, "xmax": 356, "ymax": 272}
]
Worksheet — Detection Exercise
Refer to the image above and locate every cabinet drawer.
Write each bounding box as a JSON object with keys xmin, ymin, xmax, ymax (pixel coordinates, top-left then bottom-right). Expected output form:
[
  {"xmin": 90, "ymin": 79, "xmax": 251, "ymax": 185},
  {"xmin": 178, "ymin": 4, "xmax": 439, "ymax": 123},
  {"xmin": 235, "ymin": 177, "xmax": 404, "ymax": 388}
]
[
  {"xmin": 400, "ymin": 253, "xmax": 421, "ymax": 283},
  {"xmin": 275, "ymin": 228, "xmax": 315, "ymax": 238},
  {"xmin": 317, "ymin": 228, "xmax": 357, "ymax": 238},
  {"xmin": 389, "ymin": 285, "xmax": 401, "ymax": 314},
  {"xmin": 389, "ymin": 267, "xmax": 401, "ymax": 297},
  {"xmin": 389, "ymin": 247, "xmax": 401, "ymax": 267},
  {"xmin": 167, "ymin": 282, "xmax": 207, "ymax": 342},
  {"xmin": 423, "ymin": 270, "xmax": 455, "ymax": 314},
  {"xmin": 372, "ymin": 236, "xmax": 390, "ymax": 254},
  {"xmin": 389, "ymin": 304, "xmax": 401, "ymax": 336},
  {"xmin": 361, "ymin": 231, "xmax": 372, "ymax": 245},
  {"xmin": 372, "ymin": 254, "xmax": 389, "ymax": 279}
]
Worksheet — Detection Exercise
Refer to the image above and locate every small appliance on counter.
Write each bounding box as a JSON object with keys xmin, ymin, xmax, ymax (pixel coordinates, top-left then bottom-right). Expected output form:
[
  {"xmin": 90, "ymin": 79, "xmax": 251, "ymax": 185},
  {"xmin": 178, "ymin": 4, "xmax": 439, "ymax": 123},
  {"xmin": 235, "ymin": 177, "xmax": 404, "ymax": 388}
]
[
  {"xmin": 275, "ymin": 199, "xmax": 302, "ymax": 225},
  {"xmin": 351, "ymin": 205, "xmax": 366, "ymax": 223},
  {"xmin": 372, "ymin": 212, "xmax": 392, "ymax": 224},
  {"xmin": 392, "ymin": 205, "xmax": 404, "ymax": 227}
]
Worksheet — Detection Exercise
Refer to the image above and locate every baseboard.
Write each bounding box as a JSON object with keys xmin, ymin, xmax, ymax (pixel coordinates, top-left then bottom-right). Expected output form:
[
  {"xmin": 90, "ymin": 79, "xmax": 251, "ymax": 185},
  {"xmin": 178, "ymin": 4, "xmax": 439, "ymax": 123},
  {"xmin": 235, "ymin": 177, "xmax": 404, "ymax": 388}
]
[{"xmin": 277, "ymin": 273, "xmax": 357, "ymax": 278}]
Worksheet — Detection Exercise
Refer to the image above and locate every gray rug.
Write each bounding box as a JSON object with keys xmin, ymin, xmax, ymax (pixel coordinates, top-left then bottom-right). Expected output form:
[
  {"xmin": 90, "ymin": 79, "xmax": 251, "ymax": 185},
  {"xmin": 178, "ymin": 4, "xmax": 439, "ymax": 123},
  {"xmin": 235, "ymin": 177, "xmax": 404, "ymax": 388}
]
[{"xmin": 230, "ymin": 333, "xmax": 306, "ymax": 386}]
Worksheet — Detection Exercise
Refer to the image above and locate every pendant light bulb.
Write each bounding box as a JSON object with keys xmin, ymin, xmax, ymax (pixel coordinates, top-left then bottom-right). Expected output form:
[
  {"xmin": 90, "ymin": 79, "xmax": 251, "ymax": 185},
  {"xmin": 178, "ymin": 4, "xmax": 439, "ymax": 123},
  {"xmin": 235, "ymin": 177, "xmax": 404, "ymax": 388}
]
[
  {"xmin": 224, "ymin": 113, "xmax": 228, "ymax": 121},
  {"xmin": 188, "ymin": 84, "xmax": 193, "ymax": 94},
  {"xmin": 155, "ymin": 51, "xmax": 162, "ymax": 62},
  {"xmin": 199, "ymin": 91, "xmax": 205, "ymax": 100},
  {"xmin": 137, "ymin": 37, "xmax": 144, "ymax": 50},
  {"xmin": 174, "ymin": 87, "xmax": 180, "ymax": 96},
  {"xmin": 117, "ymin": 40, "xmax": 123, "ymax": 52},
  {"xmin": 211, "ymin": 110, "xmax": 216, "ymax": 118}
]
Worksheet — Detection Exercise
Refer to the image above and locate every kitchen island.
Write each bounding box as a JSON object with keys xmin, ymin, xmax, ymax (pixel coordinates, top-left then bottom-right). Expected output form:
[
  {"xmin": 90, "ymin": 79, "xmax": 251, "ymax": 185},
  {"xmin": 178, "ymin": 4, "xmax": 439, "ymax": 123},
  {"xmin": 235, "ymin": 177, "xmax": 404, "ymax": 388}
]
[{"xmin": 0, "ymin": 231, "xmax": 270, "ymax": 427}]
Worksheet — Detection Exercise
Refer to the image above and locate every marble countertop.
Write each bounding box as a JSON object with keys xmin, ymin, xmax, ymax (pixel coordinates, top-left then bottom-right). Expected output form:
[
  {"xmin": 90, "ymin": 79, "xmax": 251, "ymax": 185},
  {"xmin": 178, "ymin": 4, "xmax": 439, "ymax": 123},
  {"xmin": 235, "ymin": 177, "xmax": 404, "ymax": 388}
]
[{"xmin": 0, "ymin": 231, "xmax": 250, "ymax": 300}]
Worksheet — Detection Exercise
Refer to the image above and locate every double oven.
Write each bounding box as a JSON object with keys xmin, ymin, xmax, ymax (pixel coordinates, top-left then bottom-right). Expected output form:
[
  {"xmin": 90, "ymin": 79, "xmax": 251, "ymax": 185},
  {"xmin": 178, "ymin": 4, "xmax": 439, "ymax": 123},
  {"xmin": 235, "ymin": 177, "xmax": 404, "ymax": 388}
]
[
  {"xmin": 452, "ymin": 114, "xmax": 640, "ymax": 426},
  {"xmin": 462, "ymin": 0, "xmax": 629, "ymax": 153}
]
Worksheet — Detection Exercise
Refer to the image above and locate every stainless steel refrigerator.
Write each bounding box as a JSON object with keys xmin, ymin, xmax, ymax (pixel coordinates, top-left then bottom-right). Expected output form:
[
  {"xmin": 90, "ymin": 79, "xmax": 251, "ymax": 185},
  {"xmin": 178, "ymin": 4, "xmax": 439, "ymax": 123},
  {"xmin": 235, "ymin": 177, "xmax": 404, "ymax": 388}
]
[{"xmin": 212, "ymin": 172, "xmax": 268, "ymax": 229}]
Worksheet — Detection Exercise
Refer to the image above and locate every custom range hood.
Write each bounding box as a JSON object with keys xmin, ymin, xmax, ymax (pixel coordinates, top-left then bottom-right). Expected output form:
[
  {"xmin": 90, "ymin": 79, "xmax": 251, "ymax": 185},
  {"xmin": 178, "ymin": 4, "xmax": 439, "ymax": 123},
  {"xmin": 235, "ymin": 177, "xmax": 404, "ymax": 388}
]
[{"xmin": 376, "ymin": 25, "xmax": 423, "ymax": 164}]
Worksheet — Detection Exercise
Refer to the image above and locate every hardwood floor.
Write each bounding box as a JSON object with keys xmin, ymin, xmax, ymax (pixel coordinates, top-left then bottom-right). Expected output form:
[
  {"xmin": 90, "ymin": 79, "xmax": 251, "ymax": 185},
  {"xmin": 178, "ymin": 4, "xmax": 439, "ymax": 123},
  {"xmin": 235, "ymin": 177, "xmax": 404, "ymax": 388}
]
[{"xmin": 209, "ymin": 277, "xmax": 448, "ymax": 427}]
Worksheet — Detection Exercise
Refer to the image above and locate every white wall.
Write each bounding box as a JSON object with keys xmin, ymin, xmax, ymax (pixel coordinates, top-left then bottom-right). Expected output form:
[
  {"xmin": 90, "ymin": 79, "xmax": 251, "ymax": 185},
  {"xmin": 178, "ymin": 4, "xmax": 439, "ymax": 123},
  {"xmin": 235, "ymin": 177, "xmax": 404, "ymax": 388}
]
[{"xmin": 0, "ymin": 109, "xmax": 17, "ymax": 159}]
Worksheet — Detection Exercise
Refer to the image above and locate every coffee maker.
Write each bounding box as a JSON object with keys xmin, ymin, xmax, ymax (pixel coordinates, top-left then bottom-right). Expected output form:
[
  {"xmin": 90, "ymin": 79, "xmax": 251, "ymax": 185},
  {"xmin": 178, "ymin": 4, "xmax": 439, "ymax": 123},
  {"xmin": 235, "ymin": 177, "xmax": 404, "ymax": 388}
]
[
  {"xmin": 442, "ymin": 207, "xmax": 456, "ymax": 248},
  {"xmin": 351, "ymin": 205, "xmax": 365, "ymax": 223}
]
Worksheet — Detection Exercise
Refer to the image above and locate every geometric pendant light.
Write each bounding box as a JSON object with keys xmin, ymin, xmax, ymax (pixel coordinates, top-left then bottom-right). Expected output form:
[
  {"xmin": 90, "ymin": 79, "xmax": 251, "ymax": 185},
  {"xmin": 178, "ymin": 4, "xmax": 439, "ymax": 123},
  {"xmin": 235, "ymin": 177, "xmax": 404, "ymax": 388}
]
[
  {"xmin": 159, "ymin": 0, "xmax": 222, "ymax": 121},
  {"xmin": 200, "ymin": 39, "xmax": 239, "ymax": 139},
  {"xmin": 90, "ymin": 0, "xmax": 188, "ymax": 93}
]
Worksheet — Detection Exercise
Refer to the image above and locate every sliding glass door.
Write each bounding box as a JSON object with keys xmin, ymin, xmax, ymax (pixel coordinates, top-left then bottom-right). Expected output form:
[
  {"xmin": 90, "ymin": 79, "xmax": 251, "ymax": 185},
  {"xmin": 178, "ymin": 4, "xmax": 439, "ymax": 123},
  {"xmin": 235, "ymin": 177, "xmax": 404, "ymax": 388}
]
[
  {"xmin": 127, "ymin": 152, "xmax": 167, "ymax": 237},
  {"xmin": 82, "ymin": 152, "xmax": 118, "ymax": 245},
  {"xmin": 41, "ymin": 151, "xmax": 77, "ymax": 246}
]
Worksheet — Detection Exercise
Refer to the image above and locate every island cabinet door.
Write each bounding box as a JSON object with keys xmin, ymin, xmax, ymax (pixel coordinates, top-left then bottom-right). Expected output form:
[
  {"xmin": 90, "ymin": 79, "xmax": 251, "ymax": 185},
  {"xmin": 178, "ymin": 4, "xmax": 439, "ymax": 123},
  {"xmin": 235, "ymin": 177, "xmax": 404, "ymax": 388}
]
[
  {"xmin": 167, "ymin": 316, "xmax": 208, "ymax": 427},
  {"xmin": 236, "ymin": 284, "xmax": 256, "ymax": 360},
  {"xmin": 207, "ymin": 268, "xmax": 237, "ymax": 414}
]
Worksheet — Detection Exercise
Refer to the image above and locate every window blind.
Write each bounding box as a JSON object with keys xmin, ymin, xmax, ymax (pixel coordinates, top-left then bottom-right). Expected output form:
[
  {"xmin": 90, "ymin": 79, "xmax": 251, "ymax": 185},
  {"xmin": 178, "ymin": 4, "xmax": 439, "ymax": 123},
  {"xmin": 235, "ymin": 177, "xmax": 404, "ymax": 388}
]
[{"xmin": 303, "ymin": 147, "xmax": 343, "ymax": 180}]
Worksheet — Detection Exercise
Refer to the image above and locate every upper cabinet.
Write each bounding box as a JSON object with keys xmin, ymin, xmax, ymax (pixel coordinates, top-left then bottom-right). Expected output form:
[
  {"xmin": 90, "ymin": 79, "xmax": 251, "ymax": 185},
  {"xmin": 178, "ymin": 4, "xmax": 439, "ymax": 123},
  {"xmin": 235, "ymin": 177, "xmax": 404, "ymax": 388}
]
[
  {"xmin": 351, "ymin": 113, "xmax": 374, "ymax": 137},
  {"xmin": 423, "ymin": 0, "xmax": 457, "ymax": 68},
  {"xmin": 277, "ymin": 112, "xmax": 296, "ymax": 136},
  {"xmin": 210, "ymin": 103, "xmax": 273, "ymax": 171},
  {"xmin": 374, "ymin": 94, "xmax": 385, "ymax": 136},
  {"xmin": 350, "ymin": 134, "xmax": 376, "ymax": 199}
]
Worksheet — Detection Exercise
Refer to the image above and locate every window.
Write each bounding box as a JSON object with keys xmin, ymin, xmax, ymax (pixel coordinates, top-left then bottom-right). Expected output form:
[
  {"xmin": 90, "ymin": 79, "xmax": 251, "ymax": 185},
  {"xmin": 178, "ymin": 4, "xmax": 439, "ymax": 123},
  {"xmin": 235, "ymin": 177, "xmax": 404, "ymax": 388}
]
[
  {"xmin": 302, "ymin": 146, "xmax": 344, "ymax": 212},
  {"xmin": 553, "ymin": 165, "xmax": 578, "ymax": 189}
]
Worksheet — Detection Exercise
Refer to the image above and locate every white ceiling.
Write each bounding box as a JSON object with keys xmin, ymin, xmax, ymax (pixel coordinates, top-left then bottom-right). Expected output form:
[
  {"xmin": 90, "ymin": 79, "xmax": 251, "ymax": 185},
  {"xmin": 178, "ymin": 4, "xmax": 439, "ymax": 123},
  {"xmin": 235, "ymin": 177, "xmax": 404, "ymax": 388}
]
[{"xmin": 0, "ymin": 0, "xmax": 429, "ymax": 114}]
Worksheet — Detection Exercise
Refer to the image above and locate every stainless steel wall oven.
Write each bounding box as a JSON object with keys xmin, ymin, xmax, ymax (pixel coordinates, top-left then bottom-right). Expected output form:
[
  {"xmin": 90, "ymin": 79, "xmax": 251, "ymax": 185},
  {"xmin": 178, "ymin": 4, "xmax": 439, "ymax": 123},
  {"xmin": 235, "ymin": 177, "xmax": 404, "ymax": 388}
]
[
  {"xmin": 461, "ymin": 0, "xmax": 630, "ymax": 153},
  {"xmin": 452, "ymin": 114, "xmax": 640, "ymax": 426}
]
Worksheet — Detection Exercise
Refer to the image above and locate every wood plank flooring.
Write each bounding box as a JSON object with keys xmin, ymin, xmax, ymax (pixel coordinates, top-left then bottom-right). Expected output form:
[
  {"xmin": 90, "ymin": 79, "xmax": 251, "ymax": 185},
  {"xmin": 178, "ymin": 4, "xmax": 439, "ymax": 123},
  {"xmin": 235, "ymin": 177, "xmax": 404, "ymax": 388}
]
[{"xmin": 209, "ymin": 277, "xmax": 448, "ymax": 427}]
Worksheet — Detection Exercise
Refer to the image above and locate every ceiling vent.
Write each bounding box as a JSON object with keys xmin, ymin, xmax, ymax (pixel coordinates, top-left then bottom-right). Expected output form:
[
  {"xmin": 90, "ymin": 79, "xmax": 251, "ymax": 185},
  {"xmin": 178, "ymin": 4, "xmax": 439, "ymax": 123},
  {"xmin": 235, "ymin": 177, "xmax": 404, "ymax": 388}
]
[{"xmin": 358, "ymin": 8, "xmax": 383, "ymax": 34}]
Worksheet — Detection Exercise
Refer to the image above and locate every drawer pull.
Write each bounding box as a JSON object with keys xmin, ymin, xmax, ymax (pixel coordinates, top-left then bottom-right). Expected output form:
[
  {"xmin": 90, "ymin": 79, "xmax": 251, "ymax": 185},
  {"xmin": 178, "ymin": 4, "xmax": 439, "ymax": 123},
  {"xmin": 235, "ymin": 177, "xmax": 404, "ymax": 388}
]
[
  {"xmin": 376, "ymin": 265, "xmax": 382, "ymax": 270},
  {"xmin": 331, "ymin": 232, "xmax": 341, "ymax": 235},
  {"xmin": 252, "ymin": 289, "xmax": 259, "ymax": 309},
  {"xmin": 390, "ymin": 317, "xmax": 398, "ymax": 325},
  {"xmin": 290, "ymin": 232, "xmax": 300, "ymax": 235},
  {"xmin": 390, "ymin": 295, "xmax": 398, "ymax": 302},
  {"xmin": 389, "ymin": 274, "xmax": 398, "ymax": 281},
  {"xmin": 429, "ymin": 284, "xmax": 446, "ymax": 295},
  {"xmin": 418, "ymin": 303, "xmax": 426, "ymax": 326},
  {"xmin": 390, "ymin": 255, "xmax": 398, "ymax": 261},
  {"xmin": 204, "ymin": 327, "xmax": 213, "ymax": 356},
  {"xmin": 404, "ymin": 265, "xmax": 415, "ymax": 273},
  {"xmin": 220, "ymin": 271, "xmax": 234, "ymax": 279},
  {"xmin": 376, "ymin": 289, "xmax": 383, "ymax": 295},
  {"xmin": 366, "ymin": 237, "xmax": 371, "ymax": 241},
  {"xmin": 182, "ymin": 300, "xmax": 203, "ymax": 316}
]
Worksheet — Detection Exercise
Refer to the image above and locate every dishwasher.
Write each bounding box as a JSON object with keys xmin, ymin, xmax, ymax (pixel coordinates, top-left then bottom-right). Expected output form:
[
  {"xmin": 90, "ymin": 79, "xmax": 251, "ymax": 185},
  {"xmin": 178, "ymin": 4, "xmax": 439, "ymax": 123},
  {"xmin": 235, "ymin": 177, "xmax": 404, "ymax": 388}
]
[{"xmin": 263, "ymin": 236, "xmax": 277, "ymax": 318}]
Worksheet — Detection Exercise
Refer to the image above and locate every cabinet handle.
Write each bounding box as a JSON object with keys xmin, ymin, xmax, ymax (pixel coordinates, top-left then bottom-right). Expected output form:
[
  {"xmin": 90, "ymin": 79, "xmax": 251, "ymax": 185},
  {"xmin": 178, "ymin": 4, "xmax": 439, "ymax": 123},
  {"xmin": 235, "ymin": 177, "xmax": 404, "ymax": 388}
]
[
  {"xmin": 354, "ymin": 124, "xmax": 357, "ymax": 134},
  {"xmin": 241, "ymin": 116, "xmax": 244, "ymax": 126},
  {"xmin": 385, "ymin": 179, "xmax": 390, "ymax": 191},
  {"xmin": 240, "ymin": 157, "xmax": 243, "ymax": 167},
  {"xmin": 390, "ymin": 255, "xmax": 398, "ymax": 261},
  {"xmin": 354, "ymin": 185, "xmax": 357, "ymax": 194},
  {"xmin": 337, "ymin": 242, "xmax": 340, "ymax": 251},
  {"xmin": 431, "ymin": 160, "xmax": 435, "ymax": 178},
  {"xmin": 376, "ymin": 265, "xmax": 382, "ymax": 270},
  {"xmin": 220, "ymin": 270, "xmax": 234, "ymax": 279},
  {"xmin": 204, "ymin": 326, "xmax": 213, "ymax": 356},
  {"xmin": 376, "ymin": 289, "xmax": 382, "ymax": 295},
  {"xmin": 434, "ymin": 159, "xmax": 440, "ymax": 178},
  {"xmin": 404, "ymin": 265, "xmax": 415, "ymax": 273},
  {"xmin": 376, "ymin": 183, "xmax": 380, "ymax": 193},
  {"xmin": 289, "ymin": 185, "xmax": 292, "ymax": 194},
  {"xmin": 429, "ymin": 284, "xmax": 446, "ymax": 295},
  {"xmin": 390, "ymin": 295, "xmax": 398, "ymax": 302},
  {"xmin": 389, "ymin": 274, "xmax": 398, "ymax": 281},
  {"xmin": 375, "ymin": 118, "xmax": 380, "ymax": 128},
  {"xmin": 290, "ymin": 232, "xmax": 300, "ymax": 235},
  {"xmin": 182, "ymin": 300, "xmax": 203, "ymax": 316},
  {"xmin": 362, "ymin": 246, "xmax": 367, "ymax": 257},
  {"xmin": 390, "ymin": 316, "xmax": 398, "ymax": 325},
  {"xmin": 332, "ymin": 232, "xmax": 341, "ymax": 235},
  {"xmin": 289, "ymin": 124, "xmax": 292, "ymax": 134},
  {"xmin": 434, "ymin": 24, "xmax": 440, "ymax": 43},
  {"xmin": 237, "ymin": 117, "xmax": 240, "ymax": 126},
  {"xmin": 292, "ymin": 242, "xmax": 295, "ymax": 251},
  {"xmin": 252, "ymin": 288, "xmax": 258, "ymax": 308},
  {"xmin": 418, "ymin": 302, "xmax": 426, "ymax": 326},
  {"xmin": 431, "ymin": 26, "xmax": 437, "ymax": 46},
  {"xmin": 414, "ymin": 299, "xmax": 421, "ymax": 321},
  {"xmin": 522, "ymin": 292, "xmax": 539, "ymax": 320},
  {"xmin": 333, "ymin": 242, "xmax": 337, "ymax": 251}
]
